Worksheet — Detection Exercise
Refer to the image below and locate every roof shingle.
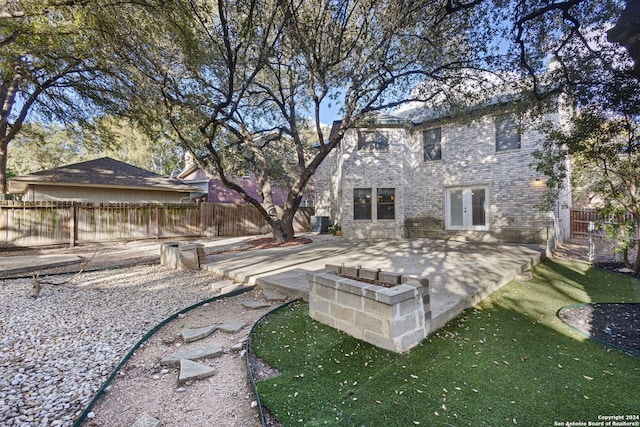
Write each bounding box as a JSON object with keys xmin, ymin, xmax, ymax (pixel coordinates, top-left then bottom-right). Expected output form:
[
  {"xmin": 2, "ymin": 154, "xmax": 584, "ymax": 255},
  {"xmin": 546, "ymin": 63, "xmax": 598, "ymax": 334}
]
[{"xmin": 8, "ymin": 157, "xmax": 200, "ymax": 193}]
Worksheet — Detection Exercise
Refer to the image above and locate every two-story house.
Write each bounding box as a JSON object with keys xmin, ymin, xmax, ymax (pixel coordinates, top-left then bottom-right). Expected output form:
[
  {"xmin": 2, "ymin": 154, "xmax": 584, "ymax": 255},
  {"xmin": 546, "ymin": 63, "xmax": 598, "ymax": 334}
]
[{"xmin": 314, "ymin": 96, "xmax": 572, "ymax": 246}]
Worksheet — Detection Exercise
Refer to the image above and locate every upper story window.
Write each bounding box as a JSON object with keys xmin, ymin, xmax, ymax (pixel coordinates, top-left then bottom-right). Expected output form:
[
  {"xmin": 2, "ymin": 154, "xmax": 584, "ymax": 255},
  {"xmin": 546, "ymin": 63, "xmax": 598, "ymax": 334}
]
[
  {"xmin": 423, "ymin": 127, "xmax": 442, "ymax": 161},
  {"xmin": 495, "ymin": 113, "xmax": 521, "ymax": 152},
  {"xmin": 354, "ymin": 188, "xmax": 372, "ymax": 220},
  {"xmin": 357, "ymin": 130, "xmax": 389, "ymax": 151},
  {"xmin": 376, "ymin": 188, "xmax": 395, "ymax": 220}
]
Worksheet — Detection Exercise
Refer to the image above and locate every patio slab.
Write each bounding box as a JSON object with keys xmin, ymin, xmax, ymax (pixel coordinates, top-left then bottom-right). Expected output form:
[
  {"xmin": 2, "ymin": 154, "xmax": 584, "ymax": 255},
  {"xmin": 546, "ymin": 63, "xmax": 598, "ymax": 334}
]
[
  {"xmin": 204, "ymin": 237, "xmax": 545, "ymax": 333},
  {"xmin": 0, "ymin": 254, "xmax": 82, "ymax": 277}
]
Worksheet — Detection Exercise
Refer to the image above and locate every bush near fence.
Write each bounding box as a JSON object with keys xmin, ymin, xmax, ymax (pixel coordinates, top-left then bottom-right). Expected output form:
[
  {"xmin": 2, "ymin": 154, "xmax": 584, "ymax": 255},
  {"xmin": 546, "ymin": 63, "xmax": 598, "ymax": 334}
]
[{"xmin": 0, "ymin": 201, "xmax": 313, "ymax": 247}]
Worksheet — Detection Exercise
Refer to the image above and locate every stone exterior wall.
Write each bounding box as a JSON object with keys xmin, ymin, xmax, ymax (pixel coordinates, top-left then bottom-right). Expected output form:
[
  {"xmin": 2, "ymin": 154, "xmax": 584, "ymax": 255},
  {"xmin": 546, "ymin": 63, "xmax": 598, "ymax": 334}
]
[
  {"xmin": 307, "ymin": 265, "xmax": 430, "ymax": 353},
  {"xmin": 337, "ymin": 126, "xmax": 408, "ymax": 239},
  {"xmin": 313, "ymin": 148, "xmax": 339, "ymax": 219},
  {"xmin": 314, "ymin": 103, "xmax": 572, "ymax": 244},
  {"xmin": 406, "ymin": 114, "xmax": 553, "ymax": 243}
]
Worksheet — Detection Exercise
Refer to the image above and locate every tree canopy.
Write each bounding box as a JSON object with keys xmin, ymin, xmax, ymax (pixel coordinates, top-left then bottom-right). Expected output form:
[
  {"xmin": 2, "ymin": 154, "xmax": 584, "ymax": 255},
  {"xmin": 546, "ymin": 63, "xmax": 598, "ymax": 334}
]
[
  {"xmin": 7, "ymin": 118, "xmax": 184, "ymax": 177},
  {"xmin": 88, "ymin": 0, "xmax": 513, "ymax": 241},
  {"xmin": 535, "ymin": 107, "xmax": 640, "ymax": 271},
  {"xmin": 522, "ymin": 0, "xmax": 640, "ymax": 270},
  {"xmin": 0, "ymin": 0, "xmax": 132, "ymax": 197},
  {"xmin": 2, "ymin": 0, "xmax": 639, "ymax": 245}
]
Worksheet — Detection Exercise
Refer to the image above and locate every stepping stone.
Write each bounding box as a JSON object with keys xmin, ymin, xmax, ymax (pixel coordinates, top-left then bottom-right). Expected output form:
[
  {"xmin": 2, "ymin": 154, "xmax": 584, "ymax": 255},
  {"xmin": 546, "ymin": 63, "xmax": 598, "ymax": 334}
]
[
  {"xmin": 231, "ymin": 341, "xmax": 246, "ymax": 351},
  {"xmin": 219, "ymin": 320, "xmax": 246, "ymax": 333},
  {"xmin": 178, "ymin": 359, "xmax": 215, "ymax": 384},
  {"xmin": 262, "ymin": 290, "xmax": 287, "ymax": 302},
  {"xmin": 160, "ymin": 344, "xmax": 223, "ymax": 366},
  {"xmin": 243, "ymin": 300, "xmax": 271, "ymax": 310},
  {"xmin": 131, "ymin": 413, "xmax": 160, "ymax": 427},
  {"xmin": 181, "ymin": 324, "xmax": 218, "ymax": 343}
]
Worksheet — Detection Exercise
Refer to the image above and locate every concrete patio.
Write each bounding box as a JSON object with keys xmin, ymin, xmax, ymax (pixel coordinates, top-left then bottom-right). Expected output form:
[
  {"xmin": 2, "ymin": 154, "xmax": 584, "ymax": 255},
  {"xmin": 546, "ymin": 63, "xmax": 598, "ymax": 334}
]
[
  {"xmin": 204, "ymin": 237, "xmax": 546, "ymax": 332},
  {"xmin": 0, "ymin": 235, "xmax": 546, "ymax": 334}
]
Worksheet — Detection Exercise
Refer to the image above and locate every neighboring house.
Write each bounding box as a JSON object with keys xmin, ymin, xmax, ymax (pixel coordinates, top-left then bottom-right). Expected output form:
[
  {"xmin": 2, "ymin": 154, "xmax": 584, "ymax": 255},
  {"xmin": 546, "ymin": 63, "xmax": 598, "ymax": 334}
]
[
  {"xmin": 176, "ymin": 162, "xmax": 211, "ymax": 195},
  {"xmin": 8, "ymin": 157, "xmax": 201, "ymax": 203},
  {"xmin": 314, "ymin": 97, "xmax": 572, "ymax": 245},
  {"xmin": 178, "ymin": 163, "xmax": 314, "ymax": 207}
]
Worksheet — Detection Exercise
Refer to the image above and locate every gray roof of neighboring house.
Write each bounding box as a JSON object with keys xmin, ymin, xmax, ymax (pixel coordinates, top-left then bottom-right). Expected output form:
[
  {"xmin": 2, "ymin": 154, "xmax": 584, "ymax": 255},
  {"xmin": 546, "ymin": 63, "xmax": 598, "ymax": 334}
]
[{"xmin": 8, "ymin": 157, "xmax": 201, "ymax": 194}]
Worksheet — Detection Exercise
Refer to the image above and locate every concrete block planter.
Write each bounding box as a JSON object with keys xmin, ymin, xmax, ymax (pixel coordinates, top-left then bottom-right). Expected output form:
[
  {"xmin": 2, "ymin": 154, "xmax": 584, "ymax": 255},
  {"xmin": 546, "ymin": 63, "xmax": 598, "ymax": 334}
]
[
  {"xmin": 160, "ymin": 242, "xmax": 205, "ymax": 270},
  {"xmin": 307, "ymin": 265, "xmax": 431, "ymax": 353}
]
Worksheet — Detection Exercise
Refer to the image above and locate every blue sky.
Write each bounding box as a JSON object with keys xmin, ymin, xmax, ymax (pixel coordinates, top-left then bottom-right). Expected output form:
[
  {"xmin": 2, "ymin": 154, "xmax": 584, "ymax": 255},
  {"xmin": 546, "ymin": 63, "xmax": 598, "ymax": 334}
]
[{"xmin": 319, "ymin": 102, "xmax": 342, "ymax": 124}]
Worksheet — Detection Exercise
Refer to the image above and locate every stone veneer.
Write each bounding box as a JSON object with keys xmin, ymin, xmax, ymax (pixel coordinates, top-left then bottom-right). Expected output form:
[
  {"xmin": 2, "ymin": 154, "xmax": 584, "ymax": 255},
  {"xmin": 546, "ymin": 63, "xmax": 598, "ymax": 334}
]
[
  {"xmin": 307, "ymin": 264, "xmax": 430, "ymax": 353},
  {"xmin": 313, "ymin": 100, "xmax": 573, "ymax": 245}
]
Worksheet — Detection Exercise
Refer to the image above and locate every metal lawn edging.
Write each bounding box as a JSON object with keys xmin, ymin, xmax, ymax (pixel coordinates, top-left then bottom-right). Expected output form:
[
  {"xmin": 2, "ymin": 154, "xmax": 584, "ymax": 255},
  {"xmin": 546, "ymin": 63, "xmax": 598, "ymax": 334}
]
[
  {"xmin": 72, "ymin": 285, "xmax": 255, "ymax": 427},
  {"xmin": 557, "ymin": 302, "xmax": 639, "ymax": 358},
  {"xmin": 246, "ymin": 299, "xmax": 301, "ymax": 427}
]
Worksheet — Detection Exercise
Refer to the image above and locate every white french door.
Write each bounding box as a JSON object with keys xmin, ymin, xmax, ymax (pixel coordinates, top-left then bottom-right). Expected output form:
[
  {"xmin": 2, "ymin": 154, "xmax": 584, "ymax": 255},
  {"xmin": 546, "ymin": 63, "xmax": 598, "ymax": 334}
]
[{"xmin": 446, "ymin": 187, "xmax": 489, "ymax": 231}]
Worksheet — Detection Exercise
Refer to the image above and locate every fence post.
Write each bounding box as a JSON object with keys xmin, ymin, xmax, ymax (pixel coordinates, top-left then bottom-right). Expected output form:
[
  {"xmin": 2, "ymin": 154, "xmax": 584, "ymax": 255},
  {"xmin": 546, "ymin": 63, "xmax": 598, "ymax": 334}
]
[
  {"xmin": 1, "ymin": 204, "xmax": 7, "ymax": 244},
  {"xmin": 69, "ymin": 205, "xmax": 77, "ymax": 247},
  {"xmin": 156, "ymin": 206, "xmax": 160, "ymax": 239},
  {"xmin": 588, "ymin": 221, "xmax": 595, "ymax": 261}
]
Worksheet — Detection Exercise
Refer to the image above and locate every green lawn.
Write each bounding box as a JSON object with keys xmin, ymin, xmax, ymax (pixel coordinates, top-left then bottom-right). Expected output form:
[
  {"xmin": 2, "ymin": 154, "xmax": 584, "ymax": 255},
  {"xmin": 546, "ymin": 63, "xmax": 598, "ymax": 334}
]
[{"xmin": 251, "ymin": 259, "xmax": 640, "ymax": 426}]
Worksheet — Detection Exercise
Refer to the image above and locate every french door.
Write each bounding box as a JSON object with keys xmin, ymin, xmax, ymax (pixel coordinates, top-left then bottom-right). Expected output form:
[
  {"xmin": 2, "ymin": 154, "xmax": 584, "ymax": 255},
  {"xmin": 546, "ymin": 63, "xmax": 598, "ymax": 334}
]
[{"xmin": 446, "ymin": 187, "xmax": 489, "ymax": 230}]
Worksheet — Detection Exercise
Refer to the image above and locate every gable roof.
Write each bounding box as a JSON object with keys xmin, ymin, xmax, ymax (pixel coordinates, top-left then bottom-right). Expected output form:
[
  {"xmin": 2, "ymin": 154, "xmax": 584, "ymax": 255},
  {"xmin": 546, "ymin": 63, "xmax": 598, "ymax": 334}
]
[
  {"xmin": 8, "ymin": 157, "xmax": 200, "ymax": 194},
  {"xmin": 177, "ymin": 162, "xmax": 211, "ymax": 181}
]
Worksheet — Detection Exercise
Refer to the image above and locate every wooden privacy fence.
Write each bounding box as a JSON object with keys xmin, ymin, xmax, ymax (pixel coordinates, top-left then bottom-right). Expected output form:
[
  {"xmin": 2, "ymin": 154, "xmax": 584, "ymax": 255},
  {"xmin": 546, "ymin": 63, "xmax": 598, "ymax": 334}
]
[
  {"xmin": 570, "ymin": 208, "xmax": 637, "ymax": 239},
  {"xmin": 200, "ymin": 202, "xmax": 266, "ymax": 237},
  {"xmin": 0, "ymin": 201, "xmax": 313, "ymax": 247}
]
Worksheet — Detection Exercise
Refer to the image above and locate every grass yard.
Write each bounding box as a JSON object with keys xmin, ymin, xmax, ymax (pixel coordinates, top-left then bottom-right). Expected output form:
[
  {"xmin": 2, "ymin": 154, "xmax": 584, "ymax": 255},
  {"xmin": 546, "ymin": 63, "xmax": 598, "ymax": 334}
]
[{"xmin": 251, "ymin": 259, "xmax": 640, "ymax": 426}]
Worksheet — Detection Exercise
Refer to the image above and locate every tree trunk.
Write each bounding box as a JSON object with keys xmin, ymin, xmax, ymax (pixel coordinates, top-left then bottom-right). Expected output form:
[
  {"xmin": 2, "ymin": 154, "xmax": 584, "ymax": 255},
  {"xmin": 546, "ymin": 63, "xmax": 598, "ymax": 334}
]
[
  {"xmin": 268, "ymin": 198, "xmax": 299, "ymax": 243},
  {"xmin": 633, "ymin": 211, "xmax": 640, "ymax": 273},
  {"xmin": 0, "ymin": 138, "xmax": 7, "ymax": 199},
  {"xmin": 623, "ymin": 247, "xmax": 630, "ymax": 269},
  {"xmin": 1, "ymin": 64, "xmax": 27, "ymax": 199}
]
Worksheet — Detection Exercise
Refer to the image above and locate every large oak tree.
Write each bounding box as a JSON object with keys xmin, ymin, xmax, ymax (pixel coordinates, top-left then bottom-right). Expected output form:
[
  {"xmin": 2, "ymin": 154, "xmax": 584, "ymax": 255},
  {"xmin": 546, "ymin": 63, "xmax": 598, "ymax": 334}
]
[
  {"xmin": 4, "ymin": 0, "xmax": 636, "ymax": 245},
  {"xmin": 515, "ymin": 0, "xmax": 640, "ymax": 269},
  {"xmin": 0, "ymin": 1, "xmax": 138, "ymax": 198},
  {"xmin": 93, "ymin": 0, "xmax": 507, "ymax": 242}
]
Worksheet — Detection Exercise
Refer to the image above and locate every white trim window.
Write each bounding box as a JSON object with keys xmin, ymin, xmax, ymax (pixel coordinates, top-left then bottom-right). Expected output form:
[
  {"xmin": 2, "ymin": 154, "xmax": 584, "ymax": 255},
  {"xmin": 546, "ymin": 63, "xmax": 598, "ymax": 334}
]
[
  {"xmin": 445, "ymin": 186, "xmax": 489, "ymax": 231},
  {"xmin": 495, "ymin": 113, "xmax": 521, "ymax": 152},
  {"xmin": 423, "ymin": 127, "xmax": 442, "ymax": 161},
  {"xmin": 354, "ymin": 188, "xmax": 372, "ymax": 220},
  {"xmin": 357, "ymin": 130, "xmax": 389, "ymax": 151}
]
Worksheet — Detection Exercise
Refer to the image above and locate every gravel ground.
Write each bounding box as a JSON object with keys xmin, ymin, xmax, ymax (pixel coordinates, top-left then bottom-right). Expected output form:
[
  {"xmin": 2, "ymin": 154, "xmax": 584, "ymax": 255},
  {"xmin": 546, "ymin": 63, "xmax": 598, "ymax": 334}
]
[
  {"xmin": 0, "ymin": 236, "xmax": 282, "ymax": 427},
  {"xmin": 0, "ymin": 265, "xmax": 233, "ymax": 426},
  {"xmin": 83, "ymin": 288, "xmax": 280, "ymax": 427}
]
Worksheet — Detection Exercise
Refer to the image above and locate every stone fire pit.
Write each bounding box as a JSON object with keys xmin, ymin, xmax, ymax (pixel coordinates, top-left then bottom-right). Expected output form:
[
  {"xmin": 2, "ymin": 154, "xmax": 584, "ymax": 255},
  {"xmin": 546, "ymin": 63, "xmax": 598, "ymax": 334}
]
[{"xmin": 307, "ymin": 264, "xmax": 430, "ymax": 353}]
